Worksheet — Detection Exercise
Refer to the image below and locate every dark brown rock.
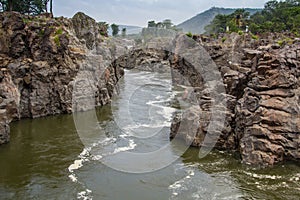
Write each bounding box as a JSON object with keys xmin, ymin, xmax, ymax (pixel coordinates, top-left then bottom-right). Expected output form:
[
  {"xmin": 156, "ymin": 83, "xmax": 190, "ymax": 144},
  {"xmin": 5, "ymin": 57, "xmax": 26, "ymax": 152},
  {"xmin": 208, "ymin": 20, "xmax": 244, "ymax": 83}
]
[
  {"xmin": 0, "ymin": 12, "xmax": 124, "ymax": 145},
  {"xmin": 170, "ymin": 33, "xmax": 300, "ymax": 166}
]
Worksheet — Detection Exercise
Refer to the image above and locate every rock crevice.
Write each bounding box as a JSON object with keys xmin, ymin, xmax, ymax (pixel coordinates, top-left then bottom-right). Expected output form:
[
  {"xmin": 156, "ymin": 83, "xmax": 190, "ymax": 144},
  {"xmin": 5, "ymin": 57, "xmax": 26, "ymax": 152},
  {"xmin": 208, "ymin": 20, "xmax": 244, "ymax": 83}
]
[{"xmin": 170, "ymin": 33, "xmax": 300, "ymax": 166}]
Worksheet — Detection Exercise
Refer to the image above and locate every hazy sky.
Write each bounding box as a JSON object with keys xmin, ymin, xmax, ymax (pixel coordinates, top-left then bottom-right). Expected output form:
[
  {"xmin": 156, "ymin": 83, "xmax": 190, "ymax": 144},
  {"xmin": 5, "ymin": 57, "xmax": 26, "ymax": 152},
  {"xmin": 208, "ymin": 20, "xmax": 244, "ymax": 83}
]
[{"xmin": 53, "ymin": 0, "xmax": 270, "ymax": 27}]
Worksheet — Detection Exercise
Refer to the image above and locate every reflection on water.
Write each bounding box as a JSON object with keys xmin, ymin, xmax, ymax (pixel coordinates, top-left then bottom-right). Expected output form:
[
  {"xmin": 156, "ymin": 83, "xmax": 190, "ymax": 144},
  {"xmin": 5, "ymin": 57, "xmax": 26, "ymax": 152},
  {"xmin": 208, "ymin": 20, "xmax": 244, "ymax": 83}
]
[{"xmin": 0, "ymin": 70, "xmax": 299, "ymax": 200}]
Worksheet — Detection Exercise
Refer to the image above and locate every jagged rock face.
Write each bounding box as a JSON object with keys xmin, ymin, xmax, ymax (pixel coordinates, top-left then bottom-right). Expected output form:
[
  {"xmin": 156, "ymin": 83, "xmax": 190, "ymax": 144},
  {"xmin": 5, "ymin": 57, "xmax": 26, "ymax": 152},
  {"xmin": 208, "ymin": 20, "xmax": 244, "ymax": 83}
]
[
  {"xmin": 0, "ymin": 12, "xmax": 124, "ymax": 144},
  {"xmin": 116, "ymin": 48, "xmax": 170, "ymax": 73},
  {"xmin": 72, "ymin": 12, "xmax": 107, "ymax": 50},
  {"xmin": 1, "ymin": 12, "xmax": 299, "ymax": 167},
  {"xmin": 236, "ymin": 42, "xmax": 300, "ymax": 166},
  {"xmin": 170, "ymin": 33, "xmax": 300, "ymax": 166}
]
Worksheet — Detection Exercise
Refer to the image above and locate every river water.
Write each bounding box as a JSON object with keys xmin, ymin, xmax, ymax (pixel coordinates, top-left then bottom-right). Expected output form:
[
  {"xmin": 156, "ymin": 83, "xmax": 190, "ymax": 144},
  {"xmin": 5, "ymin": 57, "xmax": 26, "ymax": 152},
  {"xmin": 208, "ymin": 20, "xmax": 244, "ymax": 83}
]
[{"xmin": 0, "ymin": 69, "xmax": 299, "ymax": 200}]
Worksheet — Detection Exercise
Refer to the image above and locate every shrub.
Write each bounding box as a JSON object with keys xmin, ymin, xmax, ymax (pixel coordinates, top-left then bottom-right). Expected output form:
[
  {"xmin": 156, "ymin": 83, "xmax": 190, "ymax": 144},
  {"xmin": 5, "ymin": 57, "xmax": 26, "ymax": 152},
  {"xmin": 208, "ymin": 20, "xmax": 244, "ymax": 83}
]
[
  {"xmin": 22, "ymin": 18, "xmax": 31, "ymax": 24},
  {"xmin": 238, "ymin": 30, "xmax": 243, "ymax": 35},
  {"xmin": 277, "ymin": 40, "xmax": 285, "ymax": 46},
  {"xmin": 55, "ymin": 28, "xmax": 63, "ymax": 35},
  {"xmin": 285, "ymin": 37, "xmax": 294, "ymax": 45},
  {"xmin": 186, "ymin": 32, "xmax": 193, "ymax": 38},
  {"xmin": 38, "ymin": 29, "xmax": 45, "ymax": 37},
  {"xmin": 54, "ymin": 35, "xmax": 60, "ymax": 47},
  {"xmin": 250, "ymin": 33, "xmax": 258, "ymax": 40}
]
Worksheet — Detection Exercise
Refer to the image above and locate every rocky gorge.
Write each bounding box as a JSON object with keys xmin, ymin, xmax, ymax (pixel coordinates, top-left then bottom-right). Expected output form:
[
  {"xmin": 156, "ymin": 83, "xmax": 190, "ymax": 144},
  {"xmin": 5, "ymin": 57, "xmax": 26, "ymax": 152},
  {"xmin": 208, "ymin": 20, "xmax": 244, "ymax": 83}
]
[
  {"xmin": 0, "ymin": 12, "xmax": 128, "ymax": 145},
  {"xmin": 0, "ymin": 11, "xmax": 299, "ymax": 167},
  {"xmin": 170, "ymin": 33, "xmax": 300, "ymax": 166}
]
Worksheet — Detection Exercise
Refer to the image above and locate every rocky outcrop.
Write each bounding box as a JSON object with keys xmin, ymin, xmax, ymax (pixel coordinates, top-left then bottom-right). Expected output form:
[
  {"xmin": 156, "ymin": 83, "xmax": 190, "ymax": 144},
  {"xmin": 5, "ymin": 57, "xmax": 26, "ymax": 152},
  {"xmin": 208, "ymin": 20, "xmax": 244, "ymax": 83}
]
[
  {"xmin": 116, "ymin": 48, "xmax": 170, "ymax": 73},
  {"xmin": 0, "ymin": 12, "xmax": 299, "ymax": 167},
  {"xmin": 170, "ymin": 33, "xmax": 300, "ymax": 166},
  {"xmin": 0, "ymin": 12, "xmax": 126, "ymax": 144},
  {"xmin": 236, "ymin": 42, "xmax": 300, "ymax": 166}
]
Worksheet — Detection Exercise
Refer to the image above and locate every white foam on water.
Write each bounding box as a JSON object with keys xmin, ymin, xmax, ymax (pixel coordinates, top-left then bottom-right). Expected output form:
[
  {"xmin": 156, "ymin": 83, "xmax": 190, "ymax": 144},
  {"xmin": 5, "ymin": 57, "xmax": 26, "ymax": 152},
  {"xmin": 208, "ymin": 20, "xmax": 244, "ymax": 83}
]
[
  {"xmin": 289, "ymin": 173, "xmax": 300, "ymax": 181},
  {"xmin": 244, "ymin": 172, "xmax": 282, "ymax": 180},
  {"xmin": 168, "ymin": 168, "xmax": 196, "ymax": 195},
  {"xmin": 68, "ymin": 160, "xmax": 84, "ymax": 173},
  {"xmin": 122, "ymin": 123, "xmax": 166, "ymax": 133},
  {"xmin": 77, "ymin": 189, "xmax": 92, "ymax": 200},
  {"xmin": 169, "ymin": 163, "xmax": 244, "ymax": 200},
  {"xmin": 155, "ymin": 95, "xmax": 163, "ymax": 100},
  {"xmin": 169, "ymin": 182, "xmax": 182, "ymax": 190},
  {"xmin": 68, "ymin": 139, "xmax": 114, "ymax": 199},
  {"xmin": 91, "ymin": 155, "xmax": 103, "ymax": 161},
  {"xmin": 156, "ymin": 106, "xmax": 177, "ymax": 121},
  {"xmin": 113, "ymin": 139, "xmax": 137, "ymax": 154},
  {"xmin": 69, "ymin": 174, "xmax": 78, "ymax": 183}
]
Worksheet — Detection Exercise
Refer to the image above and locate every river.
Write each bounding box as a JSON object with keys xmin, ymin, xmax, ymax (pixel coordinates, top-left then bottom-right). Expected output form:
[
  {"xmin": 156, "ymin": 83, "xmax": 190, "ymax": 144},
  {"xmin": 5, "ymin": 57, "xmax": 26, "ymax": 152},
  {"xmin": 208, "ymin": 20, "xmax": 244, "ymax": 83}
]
[{"xmin": 0, "ymin": 69, "xmax": 299, "ymax": 200}]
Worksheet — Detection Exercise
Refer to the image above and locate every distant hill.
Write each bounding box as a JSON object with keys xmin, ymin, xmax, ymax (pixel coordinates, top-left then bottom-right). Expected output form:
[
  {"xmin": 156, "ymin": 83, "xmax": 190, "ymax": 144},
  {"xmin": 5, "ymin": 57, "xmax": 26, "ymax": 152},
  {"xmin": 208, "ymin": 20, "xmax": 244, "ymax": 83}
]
[
  {"xmin": 108, "ymin": 25, "xmax": 143, "ymax": 35},
  {"xmin": 177, "ymin": 7, "xmax": 262, "ymax": 34}
]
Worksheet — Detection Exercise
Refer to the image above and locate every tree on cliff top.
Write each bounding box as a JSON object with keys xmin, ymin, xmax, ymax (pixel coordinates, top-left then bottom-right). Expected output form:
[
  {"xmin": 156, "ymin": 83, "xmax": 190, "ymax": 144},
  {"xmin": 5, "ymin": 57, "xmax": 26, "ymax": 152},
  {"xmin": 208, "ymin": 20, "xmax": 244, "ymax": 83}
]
[
  {"xmin": 0, "ymin": 0, "xmax": 53, "ymax": 15},
  {"xmin": 111, "ymin": 23, "xmax": 119, "ymax": 36},
  {"xmin": 204, "ymin": 9, "xmax": 249, "ymax": 33},
  {"xmin": 147, "ymin": 19, "xmax": 181, "ymax": 31},
  {"xmin": 121, "ymin": 28, "xmax": 126, "ymax": 37}
]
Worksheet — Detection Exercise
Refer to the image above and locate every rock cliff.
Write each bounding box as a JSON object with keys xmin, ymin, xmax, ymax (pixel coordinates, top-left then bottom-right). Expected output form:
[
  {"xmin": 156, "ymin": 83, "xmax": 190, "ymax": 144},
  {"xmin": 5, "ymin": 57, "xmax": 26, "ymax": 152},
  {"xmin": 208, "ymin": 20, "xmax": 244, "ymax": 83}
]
[
  {"xmin": 0, "ymin": 12, "xmax": 299, "ymax": 167},
  {"xmin": 170, "ymin": 33, "xmax": 300, "ymax": 166},
  {"xmin": 0, "ymin": 12, "xmax": 126, "ymax": 144}
]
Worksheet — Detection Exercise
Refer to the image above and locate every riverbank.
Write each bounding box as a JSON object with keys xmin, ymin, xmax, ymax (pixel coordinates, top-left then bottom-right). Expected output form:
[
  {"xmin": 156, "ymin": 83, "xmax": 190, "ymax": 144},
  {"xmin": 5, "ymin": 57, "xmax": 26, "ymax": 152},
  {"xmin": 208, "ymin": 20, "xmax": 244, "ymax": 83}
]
[
  {"xmin": 0, "ymin": 11, "xmax": 299, "ymax": 167},
  {"xmin": 0, "ymin": 12, "xmax": 127, "ymax": 144},
  {"xmin": 1, "ymin": 70, "xmax": 299, "ymax": 199}
]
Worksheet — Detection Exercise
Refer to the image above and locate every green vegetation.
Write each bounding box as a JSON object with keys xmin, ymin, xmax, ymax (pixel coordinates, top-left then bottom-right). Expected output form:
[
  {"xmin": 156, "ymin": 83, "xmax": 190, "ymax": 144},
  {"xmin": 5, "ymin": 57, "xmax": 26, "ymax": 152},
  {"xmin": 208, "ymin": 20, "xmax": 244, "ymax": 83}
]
[
  {"xmin": 53, "ymin": 35, "xmax": 60, "ymax": 47},
  {"xmin": 277, "ymin": 39, "xmax": 285, "ymax": 46},
  {"xmin": 250, "ymin": 33, "xmax": 259, "ymax": 40},
  {"xmin": 55, "ymin": 28, "xmax": 63, "ymax": 35},
  {"xmin": 111, "ymin": 23, "xmax": 119, "ymax": 36},
  {"xmin": 38, "ymin": 29, "xmax": 45, "ymax": 37},
  {"xmin": 205, "ymin": 0, "xmax": 300, "ymax": 34},
  {"xmin": 186, "ymin": 32, "xmax": 193, "ymax": 38},
  {"xmin": 98, "ymin": 22, "xmax": 109, "ymax": 36},
  {"xmin": 204, "ymin": 8, "xmax": 249, "ymax": 34},
  {"xmin": 0, "ymin": 0, "xmax": 53, "ymax": 15},
  {"xmin": 250, "ymin": 0, "xmax": 300, "ymax": 33},
  {"xmin": 277, "ymin": 37, "xmax": 294, "ymax": 46},
  {"xmin": 121, "ymin": 28, "xmax": 126, "ymax": 37},
  {"xmin": 22, "ymin": 18, "xmax": 32, "ymax": 24},
  {"xmin": 222, "ymin": 37, "xmax": 227, "ymax": 43},
  {"xmin": 147, "ymin": 19, "xmax": 182, "ymax": 31}
]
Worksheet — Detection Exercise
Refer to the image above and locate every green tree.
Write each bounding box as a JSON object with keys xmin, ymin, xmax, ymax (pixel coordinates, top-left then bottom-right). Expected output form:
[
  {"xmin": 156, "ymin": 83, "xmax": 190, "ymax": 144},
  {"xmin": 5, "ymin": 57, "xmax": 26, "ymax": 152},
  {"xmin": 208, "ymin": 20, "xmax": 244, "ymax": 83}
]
[
  {"xmin": 204, "ymin": 14, "xmax": 228, "ymax": 33},
  {"xmin": 49, "ymin": 0, "xmax": 52, "ymax": 15},
  {"xmin": 0, "ymin": 0, "xmax": 53, "ymax": 15},
  {"xmin": 148, "ymin": 20, "xmax": 156, "ymax": 28},
  {"xmin": 162, "ymin": 19, "xmax": 172, "ymax": 29},
  {"xmin": 205, "ymin": 0, "xmax": 300, "ymax": 34},
  {"xmin": 156, "ymin": 22, "xmax": 163, "ymax": 28},
  {"xmin": 121, "ymin": 28, "xmax": 126, "ymax": 37},
  {"xmin": 249, "ymin": 0, "xmax": 300, "ymax": 33},
  {"xmin": 98, "ymin": 22, "xmax": 109, "ymax": 36},
  {"xmin": 111, "ymin": 23, "xmax": 119, "ymax": 36}
]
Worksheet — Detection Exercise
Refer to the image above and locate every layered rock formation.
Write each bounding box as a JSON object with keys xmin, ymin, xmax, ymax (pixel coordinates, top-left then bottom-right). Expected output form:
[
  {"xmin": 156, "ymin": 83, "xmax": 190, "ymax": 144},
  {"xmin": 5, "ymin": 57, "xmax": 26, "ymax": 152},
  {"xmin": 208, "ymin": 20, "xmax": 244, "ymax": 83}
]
[
  {"xmin": 0, "ymin": 12, "xmax": 127, "ymax": 144},
  {"xmin": 0, "ymin": 11, "xmax": 299, "ymax": 167},
  {"xmin": 170, "ymin": 33, "xmax": 300, "ymax": 166}
]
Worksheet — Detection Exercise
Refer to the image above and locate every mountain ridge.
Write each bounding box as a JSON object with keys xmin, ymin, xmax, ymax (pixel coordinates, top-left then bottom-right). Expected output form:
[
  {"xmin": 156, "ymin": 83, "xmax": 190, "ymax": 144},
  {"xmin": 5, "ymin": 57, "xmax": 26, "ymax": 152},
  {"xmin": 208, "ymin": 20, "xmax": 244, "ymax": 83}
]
[{"xmin": 177, "ymin": 7, "xmax": 262, "ymax": 34}]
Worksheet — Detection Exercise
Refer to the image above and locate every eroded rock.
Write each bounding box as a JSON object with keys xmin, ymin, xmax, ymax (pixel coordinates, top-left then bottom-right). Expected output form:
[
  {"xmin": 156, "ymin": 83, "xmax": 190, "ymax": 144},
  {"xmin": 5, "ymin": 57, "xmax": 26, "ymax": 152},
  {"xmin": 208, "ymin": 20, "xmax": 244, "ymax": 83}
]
[
  {"xmin": 0, "ymin": 12, "xmax": 125, "ymax": 144},
  {"xmin": 170, "ymin": 33, "xmax": 300, "ymax": 166}
]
